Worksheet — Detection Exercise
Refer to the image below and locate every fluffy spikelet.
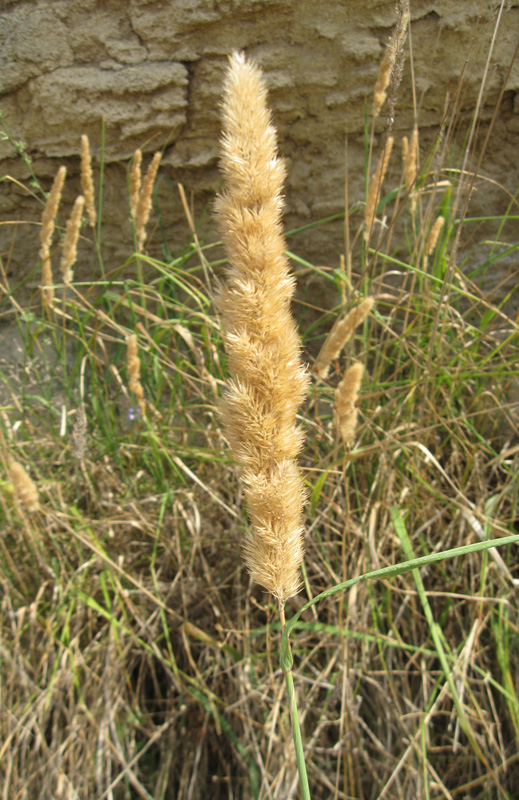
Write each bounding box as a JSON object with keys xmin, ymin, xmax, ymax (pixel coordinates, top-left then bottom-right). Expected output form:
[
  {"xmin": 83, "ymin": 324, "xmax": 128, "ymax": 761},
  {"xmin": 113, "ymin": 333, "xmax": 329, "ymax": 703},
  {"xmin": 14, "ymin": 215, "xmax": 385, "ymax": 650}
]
[
  {"xmin": 40, "ymin": 165, "xmax": 66, "ymax": 307},
  {"xmin": 364, "ymin": 137, "xmax": 394, "ymax": 240},
  {"xmin": 136, "ymin": 151, "xmax": 161, "ymax": 252},
  {"xmin": 334, "ymin": 362, "xmax": 364, "ymax": 445},
  {"xmin": 314, "ymin": 297, "xmax": 374, "ymax": 380},
  {"xmin": 9, "ymin": 459, "xmax": 39, "ymax": 513},
  {"xmin": 216, "ymin": 52, "xmax": 309, "ymax": 604},
  {"xmin": 126, "ymin": 334, "xmax": 145, "ymax": 415},
  {"xmin": 60, "ymin": 195, "xmax": 84, "ymax": 283},
  {"xmin": 80, "ymin": 135, "xmax": 96, "ymax": 228},
  {"xmin": 130, "ymin": 148, "xmax": 142, "ymax": 223}
]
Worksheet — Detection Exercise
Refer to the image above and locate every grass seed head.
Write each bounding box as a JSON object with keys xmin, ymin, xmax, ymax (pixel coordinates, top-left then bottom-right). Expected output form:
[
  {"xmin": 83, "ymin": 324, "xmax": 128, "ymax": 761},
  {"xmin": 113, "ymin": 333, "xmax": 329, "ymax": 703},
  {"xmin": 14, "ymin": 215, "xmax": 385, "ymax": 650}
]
[
  {"xmin": 127, "ymin": 334, "xmax": 145, "ymax": 415},
  {"xmin": 314, "ymin": 297, "xmax": 374, "ymax": 380},
  {"xmin": 216, "ymin": 51, "xmax": 309, "ymax": 604},
  {"xmin": 39, "ymin": 165, "xmax": 67, "ymax": 306},
  {"xmin": 130, "ymin": 148, "xmax": 142, "ymax": 223},
  {"xmin": 9, "ymin": 459, "xmax": 39, "ymax": 513},
  {"xmin": 136, "ymin": 151, "xmax": 161, "ymax": 252},
  {"xmin": 80, "ymin": 135, "xmax": 96, "ymax": 228},
  {"xmin": 334, "ymin": 361, "xmax": 364, "ymax": 445},
  {"xmin": 60, "ymin": 195, "xmax": 84, "ymax": 283},
  {"xmin": 364, "ymin": 137, "xmax": 394, "ymax": 240}
]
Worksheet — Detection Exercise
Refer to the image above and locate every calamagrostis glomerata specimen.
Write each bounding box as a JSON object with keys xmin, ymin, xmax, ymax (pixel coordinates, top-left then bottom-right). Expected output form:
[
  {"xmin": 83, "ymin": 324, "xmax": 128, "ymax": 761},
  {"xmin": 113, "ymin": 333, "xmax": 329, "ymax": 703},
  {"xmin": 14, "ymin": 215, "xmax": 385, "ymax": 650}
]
[
  {"xmin": 216, "ymin": 52, "xmax": 309, "ymax": 607},
  {"xmin": 40, "ymin": 165, "xmax": 66, "ymax": 307},
  {"xmin": 80, "ymin": 134, "xmax": 96, "ymax": 228},
  {"xmin": 9, "ymin": 459, "xmax": 39, "ymax": 513}
]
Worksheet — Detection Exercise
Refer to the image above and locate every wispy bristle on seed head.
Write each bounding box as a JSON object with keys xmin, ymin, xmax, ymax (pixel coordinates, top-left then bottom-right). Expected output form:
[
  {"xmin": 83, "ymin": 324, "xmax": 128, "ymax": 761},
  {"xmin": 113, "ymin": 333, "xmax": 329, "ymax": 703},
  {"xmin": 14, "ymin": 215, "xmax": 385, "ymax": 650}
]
[
  {"xmin": 80, "ymin": 135, "xmax": 96, "ymax": 228},
  {"xmin": 9, "ymin": 459, "xmax": 39, "ymax": 513},
  {"xmin": 60, "ymin": 195, "xmax": 84, "ymax": 283},
  {"xmin": 136, "ymin": 151, "xmax": 161, "ymax": 252},
  {"xmin": 314, "ymin": 298, "xmax": 374, "ymax": 381},
  {"xmin": 216, "ymin": 52, "xmax": 309, "ymax": 604},
  {"xmin": 334, "ymin": 361, "xmax": 364, "ymax": 445}
]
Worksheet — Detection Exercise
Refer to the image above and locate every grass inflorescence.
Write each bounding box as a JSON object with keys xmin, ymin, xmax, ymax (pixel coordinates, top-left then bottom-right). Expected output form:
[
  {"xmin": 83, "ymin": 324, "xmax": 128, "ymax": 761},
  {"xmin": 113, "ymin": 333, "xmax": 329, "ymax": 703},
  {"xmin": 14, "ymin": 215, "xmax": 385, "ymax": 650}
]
[{"xmin": 1, "ymin": 5, "xmax": 519, "ymax": 798}]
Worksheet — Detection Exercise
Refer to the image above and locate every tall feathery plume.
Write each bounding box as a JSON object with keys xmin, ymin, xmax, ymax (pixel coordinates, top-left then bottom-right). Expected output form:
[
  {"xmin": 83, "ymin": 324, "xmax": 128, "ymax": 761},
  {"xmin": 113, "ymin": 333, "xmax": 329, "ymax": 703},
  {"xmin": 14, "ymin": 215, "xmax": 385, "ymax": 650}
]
[
  {"xmin": 126, "ymin": 334, "xmax": 145, "ymax": 416},
  {"xmin": 60, "ymin": 195, "xmax": 84, "ymax": 283},
  {"xmin": 39, "ymin": 165, "xmax": 67, "ymax": 307},
  {"xmin": 404, "ymin": 126, "xmax": 419, "ymax": 214},
  {"xmin": 372, "ymin": 1, "xmax": 409, "ymax": 119},
  {"xmin": 9, "ymin": 459, "xmax": 39, "ymax": 513},
  {"xmin": 314, "ymin": 297, "xmax": 374, "ymax": 380},
  {"xmin": 130, "ymin": 148, "xmax": 142, "ymax": 224},
  {"xmin": 424, "ymin": 215, "xmax": 445, "ymax": 270},
  {"xmin": 216, "ymin": 52, "xmax": 309, "ymax": 606},
  {"xmin": 364, "ymin": 137, "xmax": 394, "ymax": 241},
  {"xmin": 334, "ymin": 361, "xmax": 364, "ymax": 445},
  {"xmin": 80, "ymin": 135, "xmax": 96, "ymax": 228},
  {"xmin": 136, "ymin": 151, "xmax": 161, "ymax": 252}
]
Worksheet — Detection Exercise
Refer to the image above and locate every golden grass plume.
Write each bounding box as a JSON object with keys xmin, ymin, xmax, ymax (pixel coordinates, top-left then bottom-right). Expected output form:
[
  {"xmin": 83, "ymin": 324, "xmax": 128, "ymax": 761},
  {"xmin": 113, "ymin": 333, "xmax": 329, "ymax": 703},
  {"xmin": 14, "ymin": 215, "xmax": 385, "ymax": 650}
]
[
  {"xmin": 372, "ymin": 1, "xmax": 409, "ymax": 118},
  {"xmin": 334, "ymin": 361, "xmax": 364, "ymax": 446},
  {"xmin": 314, "ymin": 297, "xmax": 374, "ymax": 380},
  {"xmin": 9, "ymin": 459, "xmax": 39, "ymax": 513},
  {"xmin": 39, "ymin": 164, "xmax": 67, "ymax": 307},
  {"xmin": 216, "ymin": 52, "xmax": 309, "ymax": 604},
  {"xmin": 136, "ymin": 151, "xmax": 161, "ymax": 252},
  {"xmin": 364, "ymin": 137, "xmax": 394, "ymax": 240},
  {"xmin": 60, "ymin": 195, "xmax": 84, "ymax": 283},
  {"xmin": 80, "ymin": 134, "xmax": 96, "ymax": 229},
  {"xmin": 126, "ymin": 334, "xmax": 145, "ymax": 416},
  {"xmin": 130, "ymin": 148, "xmax": 142, "ymax": 224}
]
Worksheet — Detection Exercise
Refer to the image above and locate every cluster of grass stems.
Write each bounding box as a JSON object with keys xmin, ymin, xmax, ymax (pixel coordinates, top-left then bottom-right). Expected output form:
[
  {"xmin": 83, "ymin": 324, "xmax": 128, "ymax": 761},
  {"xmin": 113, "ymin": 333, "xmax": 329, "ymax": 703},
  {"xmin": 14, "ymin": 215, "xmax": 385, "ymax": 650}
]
[{"xmin": 1, "ymin": 6, "xmax": 519, "ymax": 798}]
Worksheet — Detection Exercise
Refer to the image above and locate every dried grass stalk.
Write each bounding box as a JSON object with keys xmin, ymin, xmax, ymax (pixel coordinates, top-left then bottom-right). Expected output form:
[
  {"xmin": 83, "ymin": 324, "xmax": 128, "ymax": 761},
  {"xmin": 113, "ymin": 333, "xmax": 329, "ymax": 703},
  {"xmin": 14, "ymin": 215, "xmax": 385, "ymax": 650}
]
[
  {"xmin": 314, "ymin": 297, "xmax": 374, "ymax": 380},
  {"xmin": 130, "ymin": 148, "xmax": 142, "ymax": 223},
  {"xmin": 9, "ymin": 459, "xmax": 39, "ymax": 513},
  {"xmin": 60, "ymin": 195, "xmax": 84, "ymax": 283},
  {"xmin": 126, "ymin": 334, "xmax": 145, "ymax": 415},
  {"xmin": 136, "ymin": 151, "xmax": 161, "ymax": 252},
  {"xmin": 334, "ymin": 361, "xmax": 364, "ymax": 445},
  {"xmin": 80, "ymin": 134, "xmax": 96, "ymax": 228},
  {"xmin": 39, "ymin": 165, "xmax": 67, "ymax": 307},
  {"xmin": 364, "ymin": 137, "xmax": 394, "ymax": 240},
  {"xmin": 216, "ymin": 52, "xmax": 309, "ymax": 604}
]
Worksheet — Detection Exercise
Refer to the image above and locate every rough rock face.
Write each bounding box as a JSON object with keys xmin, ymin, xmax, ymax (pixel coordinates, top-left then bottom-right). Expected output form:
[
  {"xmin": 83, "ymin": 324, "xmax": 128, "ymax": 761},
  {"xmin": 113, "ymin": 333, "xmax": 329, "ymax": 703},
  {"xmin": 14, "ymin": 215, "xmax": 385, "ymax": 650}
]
[{"xmin": 1, "ymin": 0, "xmax": 518, "ymax": 302}]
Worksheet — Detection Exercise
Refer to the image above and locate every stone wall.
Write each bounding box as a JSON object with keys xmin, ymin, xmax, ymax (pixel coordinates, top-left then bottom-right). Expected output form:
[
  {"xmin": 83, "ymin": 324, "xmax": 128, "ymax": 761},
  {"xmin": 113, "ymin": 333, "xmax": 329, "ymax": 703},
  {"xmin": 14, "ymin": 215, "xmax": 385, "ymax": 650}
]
[{"xmin": 1, "ymin": 0, "xmax": 518, "ymax": 303}]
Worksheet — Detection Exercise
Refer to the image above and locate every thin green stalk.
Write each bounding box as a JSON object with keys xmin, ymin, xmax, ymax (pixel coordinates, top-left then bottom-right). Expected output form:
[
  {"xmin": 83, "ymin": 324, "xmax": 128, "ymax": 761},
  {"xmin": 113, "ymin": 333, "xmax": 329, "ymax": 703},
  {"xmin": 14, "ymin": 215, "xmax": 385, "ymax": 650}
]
[{"xmin": 280, "ymin": 605, "xmax": 311, "ymax": 800}]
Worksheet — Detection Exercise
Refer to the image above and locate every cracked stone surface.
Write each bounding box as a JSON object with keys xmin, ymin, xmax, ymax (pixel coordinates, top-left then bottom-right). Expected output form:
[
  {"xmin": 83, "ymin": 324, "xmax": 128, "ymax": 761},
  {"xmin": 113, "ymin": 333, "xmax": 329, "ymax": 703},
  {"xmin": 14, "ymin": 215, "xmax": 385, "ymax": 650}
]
[{"xmin": 1, "ymin": 0, "xmax": 518, "ymax": 306}]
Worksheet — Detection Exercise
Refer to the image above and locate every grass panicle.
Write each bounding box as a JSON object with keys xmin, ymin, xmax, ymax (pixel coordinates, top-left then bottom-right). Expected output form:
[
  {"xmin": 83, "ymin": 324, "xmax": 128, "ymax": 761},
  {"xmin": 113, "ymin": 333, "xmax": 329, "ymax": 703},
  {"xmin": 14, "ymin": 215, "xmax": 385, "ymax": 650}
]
[
  {"xmin": 334, "ymin": 361, "xmax": 365, "ymax": 445},
  {"xmin": 126, "ymin": 333, "xmax": 145, "ymax": 417},
  {"xmin": 136, "ymin": 151, "xmax": 161, "ymax": 252},
  {"xmin": 313, "ymin": 296, "xmax": 374, "ymax": 380},
  {"xmin": 130, "ymin": 147, "xmax": 142, "ymax": 224},
  {"xmin": 9, "ymin": 459, "xmax": 39, "ymax": 513},
  {"xmin": 39, "ymin": 164, "xmax": 66, "ymax": 307},
  {"xmin": 80, "ymin": 134, "xmax": 96, "ymax": 229},
  {"xmin": 60, "ymin": 195, "xmax": 84, "ymax": 283},
  {"xmin": 364, "ymin": 136, "xmax": 394, "ymax": 240},
  {"xmin": 216, "ymin": 51, "xmax": 310, "ymax": 605}
]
